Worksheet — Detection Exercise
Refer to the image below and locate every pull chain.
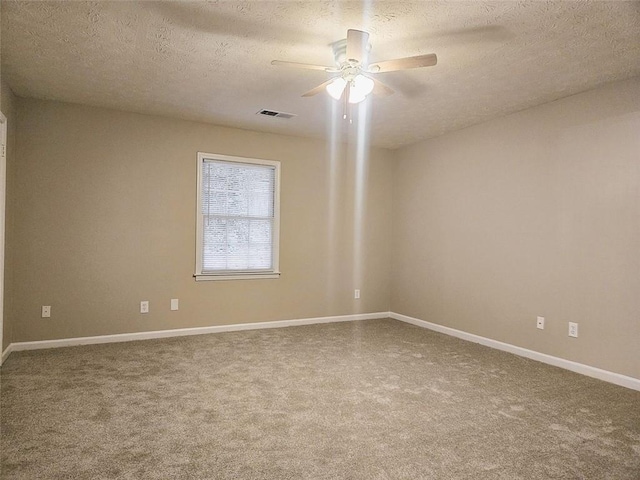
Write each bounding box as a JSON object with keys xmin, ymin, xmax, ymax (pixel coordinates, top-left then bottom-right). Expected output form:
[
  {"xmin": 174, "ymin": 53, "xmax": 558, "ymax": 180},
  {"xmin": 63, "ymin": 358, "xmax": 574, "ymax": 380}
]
[{"xmin": 342, "ymin": 84, "xmax": 353, "ymax": 124}]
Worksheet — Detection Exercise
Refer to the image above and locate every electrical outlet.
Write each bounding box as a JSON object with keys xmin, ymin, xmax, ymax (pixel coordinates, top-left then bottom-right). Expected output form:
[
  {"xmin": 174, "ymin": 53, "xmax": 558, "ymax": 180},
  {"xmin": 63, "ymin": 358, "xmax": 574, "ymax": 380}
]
[
  {"xmin": 568, "ymin": 322, "xmax": 578, "ymax": 338},
  {"xmin": 140, "ymin": 301, "xmax": 149, "ymax": 314},
  {"xmin": 354, "ymin": 289, "xmax": 360, "ymax": 299},
  {"xmin": 171, "ymin": 298, "xmax": 179, "ymax": 311},
  {"xmin": 536, "ymin": 316, "xmax": 545, "ymax": 330},
  {"xmin": 41, "ymin": 306, "xmax": 51, "ymax": 318}
]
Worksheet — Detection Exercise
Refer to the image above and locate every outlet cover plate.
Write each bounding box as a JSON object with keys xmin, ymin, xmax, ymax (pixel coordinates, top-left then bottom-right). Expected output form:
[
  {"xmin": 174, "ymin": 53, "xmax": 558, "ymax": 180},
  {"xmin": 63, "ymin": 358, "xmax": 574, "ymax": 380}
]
[
  {"xmin": 568, "ymin": 322, "xmax": 578, "ymax": 338},
  {"xmin": 536, "ymin": 316, "xmax": 545, "ymax": 329}
]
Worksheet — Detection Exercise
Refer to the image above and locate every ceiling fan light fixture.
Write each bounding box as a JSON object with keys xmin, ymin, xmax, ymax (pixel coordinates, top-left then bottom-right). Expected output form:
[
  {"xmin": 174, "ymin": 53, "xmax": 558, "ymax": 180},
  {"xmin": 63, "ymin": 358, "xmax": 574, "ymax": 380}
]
[
  {"xmin": 353, "ymin": 74, "xmax": 374, "ymax": 96},
  {"xmin": 348, "ymin": 86, "xmax": 366, "ymax": 104},
  {"xmin": 348, "ymin": 74, "xmax": 374, "ymax": 104},
  {"xmin": 326, "ymin": 77, "xmax": 347, "ymax": 100}
]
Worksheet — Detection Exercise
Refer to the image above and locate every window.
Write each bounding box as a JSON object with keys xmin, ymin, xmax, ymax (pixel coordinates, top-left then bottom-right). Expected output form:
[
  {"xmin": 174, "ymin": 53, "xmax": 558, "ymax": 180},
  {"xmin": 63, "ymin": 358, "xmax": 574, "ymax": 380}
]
[{"xmin": 195, "ymin": 152, "xmax": 280, "ymax": 281}]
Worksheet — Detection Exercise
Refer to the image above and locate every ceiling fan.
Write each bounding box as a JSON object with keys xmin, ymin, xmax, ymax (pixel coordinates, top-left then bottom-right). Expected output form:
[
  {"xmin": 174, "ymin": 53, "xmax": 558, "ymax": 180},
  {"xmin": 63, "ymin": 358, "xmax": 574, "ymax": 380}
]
[{"xmin": 271, "ymin": 29, "xmax": 437, "ymax": 104}]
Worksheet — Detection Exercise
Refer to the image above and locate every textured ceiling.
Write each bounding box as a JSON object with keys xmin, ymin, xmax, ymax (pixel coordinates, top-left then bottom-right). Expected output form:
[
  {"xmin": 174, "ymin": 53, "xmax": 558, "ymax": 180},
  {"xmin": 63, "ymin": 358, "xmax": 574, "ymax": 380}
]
[{"xmin": 2, "ymin": 1, "xmax": 639, "ymax": 149}]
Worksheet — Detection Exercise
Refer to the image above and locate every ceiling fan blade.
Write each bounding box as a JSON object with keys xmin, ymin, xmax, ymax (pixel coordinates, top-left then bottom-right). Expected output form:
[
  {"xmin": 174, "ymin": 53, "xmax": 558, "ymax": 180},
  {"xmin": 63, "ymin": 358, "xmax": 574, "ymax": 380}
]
[
  {"xmin": 271, "ymin": 60, "xmax": 334, "ymax": 72},
  {"xmin": 371, "ymin": 78, "xmax": 395, "ymax": 97},
  {"xmin": 302, "ymin": 78, "xmax": 335, "ymax": 97},
  {"xmin": 346, "ymin": 29, "xmax": 369, "ymax": 63},
  {"xmin": 368, "ymin": 53, "xmax": 437, "ymax": 73}
]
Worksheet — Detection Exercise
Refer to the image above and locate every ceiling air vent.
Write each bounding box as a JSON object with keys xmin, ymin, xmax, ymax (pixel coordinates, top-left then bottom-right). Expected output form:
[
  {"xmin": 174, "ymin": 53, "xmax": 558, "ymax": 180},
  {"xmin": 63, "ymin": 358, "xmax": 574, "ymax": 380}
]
[{"xmin": 257, "ymin": 109, "xmax": 297, "ymax": 119}]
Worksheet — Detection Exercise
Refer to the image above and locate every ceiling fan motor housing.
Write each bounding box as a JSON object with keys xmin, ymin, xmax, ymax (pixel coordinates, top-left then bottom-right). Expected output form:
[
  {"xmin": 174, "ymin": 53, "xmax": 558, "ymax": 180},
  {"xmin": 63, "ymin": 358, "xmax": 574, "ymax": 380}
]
[{"xmin": 331, "ymin": 38, "xmax": 371, "ymax": 68}]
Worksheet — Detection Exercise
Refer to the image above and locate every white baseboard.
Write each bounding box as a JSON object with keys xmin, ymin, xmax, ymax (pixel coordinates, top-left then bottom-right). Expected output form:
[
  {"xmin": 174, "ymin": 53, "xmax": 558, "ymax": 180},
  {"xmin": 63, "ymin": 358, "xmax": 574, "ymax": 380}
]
[
  {"xmin": 3, "ymin": 311, "xmax": 389, "ymax": 358},
  {"xmin": 1, "ymin": 343, "xmax": 12, "ymax": 364},
  {"xmin": 390, "ymin": 312, "xmax": 640, "ymax": 392},
  {"xmin": 5, "ymin": 311, "xmax": 638, "ymax": 392}
]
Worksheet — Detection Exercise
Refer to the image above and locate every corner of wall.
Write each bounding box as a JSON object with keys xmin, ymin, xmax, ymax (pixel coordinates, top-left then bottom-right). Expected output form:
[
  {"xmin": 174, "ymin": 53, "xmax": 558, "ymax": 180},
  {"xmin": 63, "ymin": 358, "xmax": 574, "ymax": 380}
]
[{"xmin": 387, "ymin": 78, "xmax": 640, "ymax": 380}]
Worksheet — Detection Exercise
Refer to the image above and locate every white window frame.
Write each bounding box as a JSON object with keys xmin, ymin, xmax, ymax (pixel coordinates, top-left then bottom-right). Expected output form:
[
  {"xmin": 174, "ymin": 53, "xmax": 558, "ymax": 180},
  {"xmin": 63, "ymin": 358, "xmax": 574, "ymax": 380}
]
[{"xmin": 195, "ymin": 152, "xmax": 281, "ymax": 281}]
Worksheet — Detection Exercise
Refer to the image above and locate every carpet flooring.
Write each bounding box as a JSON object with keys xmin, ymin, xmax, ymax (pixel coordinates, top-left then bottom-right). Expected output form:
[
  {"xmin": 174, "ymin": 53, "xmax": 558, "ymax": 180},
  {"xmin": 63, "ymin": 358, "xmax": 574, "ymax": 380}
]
[{"xmin": 1, "ymin": 318, "xmax": 639, "ymax": 479}]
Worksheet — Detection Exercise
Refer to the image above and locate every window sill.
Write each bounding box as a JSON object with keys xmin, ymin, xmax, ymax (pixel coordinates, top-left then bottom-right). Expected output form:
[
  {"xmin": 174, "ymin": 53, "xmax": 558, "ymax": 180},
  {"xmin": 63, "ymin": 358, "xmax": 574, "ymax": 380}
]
[{"xmin": 194, "ymin": 272, "xmax": 281, "ymax": 282}]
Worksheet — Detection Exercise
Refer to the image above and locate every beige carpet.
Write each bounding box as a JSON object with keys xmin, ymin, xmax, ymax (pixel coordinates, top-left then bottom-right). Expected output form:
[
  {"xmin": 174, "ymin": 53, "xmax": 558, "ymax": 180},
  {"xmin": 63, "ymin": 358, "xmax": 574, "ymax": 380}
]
[{"xmin": 1, "ymin": 318, "xmax": 639, "ymax": 479}]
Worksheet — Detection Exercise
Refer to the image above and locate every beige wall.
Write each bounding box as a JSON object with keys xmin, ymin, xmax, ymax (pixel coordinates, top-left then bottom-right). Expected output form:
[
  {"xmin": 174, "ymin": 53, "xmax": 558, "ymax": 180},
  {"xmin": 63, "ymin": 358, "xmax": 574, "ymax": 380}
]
[
  {"xmin": 1, "ymin": 80, "xmax": 17, "ymax": 351},
  {"xmin": 6, "ymin": 78, "xmax": 639, "ymax": 380},
  {"xmin": 9, "ymin": 98, "xmax": 392, "ymax": 342},
  {"xmin": 391, "ymin": 77, "xmax": 640, "ymax": 379}
]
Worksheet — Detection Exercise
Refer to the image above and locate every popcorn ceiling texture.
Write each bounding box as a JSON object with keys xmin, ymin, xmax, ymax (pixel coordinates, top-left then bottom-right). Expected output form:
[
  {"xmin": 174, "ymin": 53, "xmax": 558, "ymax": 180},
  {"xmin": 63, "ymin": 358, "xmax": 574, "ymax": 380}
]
[{"xmin": 1, "ymin": 1, "xmax": 639, "ymax": 149}]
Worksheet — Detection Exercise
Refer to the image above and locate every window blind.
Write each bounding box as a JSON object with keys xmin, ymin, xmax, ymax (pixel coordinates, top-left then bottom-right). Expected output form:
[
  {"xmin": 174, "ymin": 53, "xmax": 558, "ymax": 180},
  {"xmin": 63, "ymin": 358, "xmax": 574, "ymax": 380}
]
[{"xmin": 200, "ymin": 159, "xmax": 276, "ymax": 273}]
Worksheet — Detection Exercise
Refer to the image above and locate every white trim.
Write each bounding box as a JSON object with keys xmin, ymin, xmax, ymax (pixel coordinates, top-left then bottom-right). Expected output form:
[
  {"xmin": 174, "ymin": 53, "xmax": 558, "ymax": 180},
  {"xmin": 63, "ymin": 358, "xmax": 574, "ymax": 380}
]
[
  {"xmin": 195, "ymin": 272, "xmax": 280, "ymax": 281},
  {"xmin": 390, "ymin": 312, "xmax": 640, "ymax": 392},
  {"xmin": 0, "ymin": 111, "xmax": 7, "ymax": 366},
  {"xmin": 1, "ymin": 343, "xmax": 12, "ymax": 364},
  {"xmin": 3, "ymin": 312, "xmax": 388, "ymax": 357},
  {"xmin": 5, "ymin": 311, "xmax": 637, "ymax": 392}
]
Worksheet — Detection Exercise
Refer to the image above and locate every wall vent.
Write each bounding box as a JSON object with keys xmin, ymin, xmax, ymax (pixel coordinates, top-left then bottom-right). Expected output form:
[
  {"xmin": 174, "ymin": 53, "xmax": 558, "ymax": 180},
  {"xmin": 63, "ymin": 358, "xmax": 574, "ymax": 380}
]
[{"xmin": 257, "ymin": 109, "xmax": 297, "ymax": 119}]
